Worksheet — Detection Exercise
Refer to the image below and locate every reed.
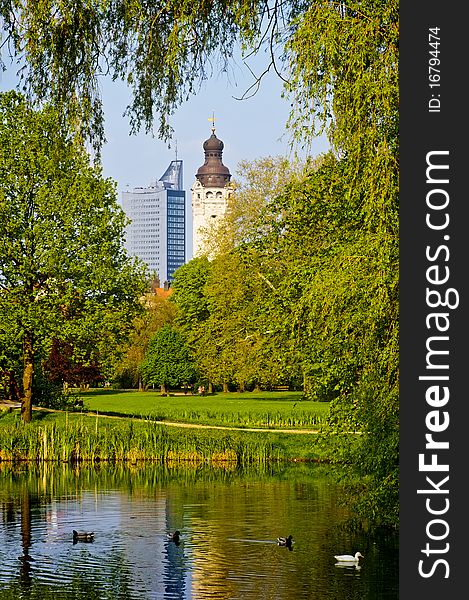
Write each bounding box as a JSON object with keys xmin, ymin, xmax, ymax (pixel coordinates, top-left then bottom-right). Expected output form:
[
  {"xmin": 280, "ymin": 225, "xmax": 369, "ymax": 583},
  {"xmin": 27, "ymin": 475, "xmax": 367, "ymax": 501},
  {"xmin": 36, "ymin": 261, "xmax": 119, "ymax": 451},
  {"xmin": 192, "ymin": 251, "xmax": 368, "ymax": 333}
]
[{"xmin": 0, "ymin": 410, "xmax": 332, "ymax": 464}]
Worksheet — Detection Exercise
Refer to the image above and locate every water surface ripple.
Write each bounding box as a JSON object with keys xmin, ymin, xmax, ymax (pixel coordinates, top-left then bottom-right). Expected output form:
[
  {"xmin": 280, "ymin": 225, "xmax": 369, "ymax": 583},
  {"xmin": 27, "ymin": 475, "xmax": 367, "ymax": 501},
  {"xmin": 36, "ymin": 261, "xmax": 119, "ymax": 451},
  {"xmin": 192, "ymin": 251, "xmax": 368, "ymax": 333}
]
[{"xmin": 0, "ymin": 464, "xmax": 398, "ymax": 599}]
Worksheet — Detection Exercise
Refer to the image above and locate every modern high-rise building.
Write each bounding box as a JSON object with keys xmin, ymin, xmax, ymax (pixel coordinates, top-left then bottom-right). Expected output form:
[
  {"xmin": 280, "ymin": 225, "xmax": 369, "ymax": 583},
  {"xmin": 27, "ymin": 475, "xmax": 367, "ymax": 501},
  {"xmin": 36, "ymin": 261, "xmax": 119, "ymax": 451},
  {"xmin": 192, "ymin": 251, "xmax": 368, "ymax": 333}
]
[
  {"xmin": 122, "ymin": 160, "xmax": 186, "ymax": 283},
  {"xmin": 191, "ymin": 126, "xmax": 233, "ymax": 256}
]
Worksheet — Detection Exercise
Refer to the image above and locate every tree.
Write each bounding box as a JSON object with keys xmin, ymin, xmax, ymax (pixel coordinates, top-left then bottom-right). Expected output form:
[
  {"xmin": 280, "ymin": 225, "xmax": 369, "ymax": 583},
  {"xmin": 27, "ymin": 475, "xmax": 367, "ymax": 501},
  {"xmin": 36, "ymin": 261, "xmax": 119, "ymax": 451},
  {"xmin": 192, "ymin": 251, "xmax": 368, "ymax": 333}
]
[
  {"xmin": 0, "ymin": 1, "xmax": 288, "ymax": 149},
  {"xmin": 170, "ymin": 257, "xmax": 211, "ymax": 335},
  {"xmin": 196, "ymin": 156, "xmax": 314, "ymax": 391},
  {"xmin": 200, "ymin": 245, "xmax": 295, "ymax": 391},
  {"xmin": 141, "ymin": 325, "xmax": 197, "ymax": 395},
  {"xmin": 116, "ymin": 288, "xmax": 177, "ymax": 389},
  {"xmin": 43, "ymin": 339, "xmax": 103, "ymax": 390},
  {"xmin": 0, "ymin": 91, "xmax": 147, "ymax": 422},
  {"xmin": 202, "ymin": 156, "xmax": 309, "ymax": 254},
  {"xmin": 170, "ymin": 245, "xmax": 295, "ymax": 393},
  {"xmin": 252, "ymin": 153, "xmax": 398, "ymax": 526},
  {"xmin": 0, "ymin": 2, "xmax": 398, "ymax": 157}
]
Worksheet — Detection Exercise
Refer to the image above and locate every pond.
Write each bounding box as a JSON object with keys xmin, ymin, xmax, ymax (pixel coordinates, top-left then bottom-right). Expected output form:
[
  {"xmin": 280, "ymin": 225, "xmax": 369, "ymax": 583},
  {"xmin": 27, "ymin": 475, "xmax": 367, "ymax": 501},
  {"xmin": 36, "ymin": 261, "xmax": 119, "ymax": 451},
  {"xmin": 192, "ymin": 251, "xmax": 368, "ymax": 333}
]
[{"xmin": 0, "ymin": 463, "xmax": 398, "ymax": 599}]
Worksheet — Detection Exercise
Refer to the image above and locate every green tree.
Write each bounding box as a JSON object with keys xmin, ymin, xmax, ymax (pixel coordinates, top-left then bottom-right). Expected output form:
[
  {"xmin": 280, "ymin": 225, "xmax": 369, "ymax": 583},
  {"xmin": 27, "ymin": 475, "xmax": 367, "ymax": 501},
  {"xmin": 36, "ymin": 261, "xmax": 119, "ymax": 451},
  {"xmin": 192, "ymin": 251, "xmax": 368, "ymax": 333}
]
[
  {"xmin": 0, "ymin": 2, "xmax": 397, "ymax": 158},
  {"xmin": 170, "ymin": 245, "xmax": 295, "ymax": 393},
  {"xmin": 141, "ymin": 325, "xmax": 197, "ymax": 395},
  {"xmin": 0, "ymin": 1, "xmax": 290, "ymax": 149},
  {"xmin": 284, "ymin": 2, "xmax": 399, "ymax": 525},
  {"xmin": 116, "ymin": 289, "xmax": 177, "ymax": 389},
  {"xmin": 201, "ymin": 246, "xmax": 294, "ymax": 392},
  {"xmin": 170, "ymin": 257, "xmax": 211, "ymax": 335},
  {"xmin": 199, "ymin": 156, "xmax": 317, "ymax": 392},
  {"xmin": 254, "ymin": 153, "xmax": 398, "ymax": 526},
  {"xmin": 286, "ymin": 1, "xmax": 399, "ymax": 221},
  {"xmin": 203, "ymin": 156, "xmax": 309, "ymax": 254},
  {"xmin": 0, "ymin": 91, "xmax": 147, "ymax": 422}
]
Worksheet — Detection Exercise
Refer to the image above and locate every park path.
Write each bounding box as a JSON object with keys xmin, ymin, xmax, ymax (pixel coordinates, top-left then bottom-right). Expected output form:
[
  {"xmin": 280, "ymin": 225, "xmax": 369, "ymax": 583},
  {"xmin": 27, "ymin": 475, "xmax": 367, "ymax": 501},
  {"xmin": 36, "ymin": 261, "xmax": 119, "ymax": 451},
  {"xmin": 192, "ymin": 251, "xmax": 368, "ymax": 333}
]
[
  {"xmin": 78, "ymin": 409, "xmax": 320, "ymax": 435},
  {"xmin": 121, "ymin": 417, "xmax": 320, "ymax": 435}
]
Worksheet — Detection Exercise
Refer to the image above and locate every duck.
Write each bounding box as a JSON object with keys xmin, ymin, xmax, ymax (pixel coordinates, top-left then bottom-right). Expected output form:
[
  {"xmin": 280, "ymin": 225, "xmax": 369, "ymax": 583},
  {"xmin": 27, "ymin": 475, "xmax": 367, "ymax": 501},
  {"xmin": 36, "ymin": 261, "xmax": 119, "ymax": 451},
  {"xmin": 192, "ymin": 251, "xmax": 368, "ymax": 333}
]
[
  {"xmin": 277, "ymin": 535, "xmax": 293, "ymax": 548},
  {"xmin": 167, "ymin": 531, "xmax": 181, "ymax": 544},
  {"xmin": 73, "ymin": 530, "xmax": 94, "ymax": 543},
  {"xmin": 334, "ymin": 551, "xmax": 364, "ymax": 563}
]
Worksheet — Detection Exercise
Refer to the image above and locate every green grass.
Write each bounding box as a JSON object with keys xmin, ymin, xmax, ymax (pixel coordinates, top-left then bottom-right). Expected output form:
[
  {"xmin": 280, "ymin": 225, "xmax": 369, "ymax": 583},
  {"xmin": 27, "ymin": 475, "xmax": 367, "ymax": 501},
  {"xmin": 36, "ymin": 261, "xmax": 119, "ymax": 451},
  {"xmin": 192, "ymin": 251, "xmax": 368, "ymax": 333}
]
[
  {"xmin": 77, "ymin": 389, "xmax": 329, "ymax": 429},
  {"xmin": 0, "ymin": 390, "xmax": 349, "ymax": 465},
  {"xmin": 0, "ymin": 407, "xmax": 347, "ymax": 464}
]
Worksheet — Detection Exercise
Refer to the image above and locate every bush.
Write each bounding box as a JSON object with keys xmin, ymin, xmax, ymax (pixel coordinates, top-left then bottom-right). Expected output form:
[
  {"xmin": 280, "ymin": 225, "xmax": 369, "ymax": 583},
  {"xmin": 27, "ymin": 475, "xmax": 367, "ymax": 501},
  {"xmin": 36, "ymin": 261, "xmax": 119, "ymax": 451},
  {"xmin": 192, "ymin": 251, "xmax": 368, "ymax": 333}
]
[{"xmin": 34, "ymin": 380, "xmax": 85, "ymax": 412}]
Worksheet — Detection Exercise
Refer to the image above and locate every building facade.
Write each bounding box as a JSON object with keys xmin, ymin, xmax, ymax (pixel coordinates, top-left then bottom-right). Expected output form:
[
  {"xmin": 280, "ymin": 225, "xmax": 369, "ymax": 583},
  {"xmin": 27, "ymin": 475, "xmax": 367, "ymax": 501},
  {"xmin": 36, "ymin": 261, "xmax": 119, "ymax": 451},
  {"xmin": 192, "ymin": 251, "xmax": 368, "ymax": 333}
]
[
  {"xmin": 122, "ymin": 160, "xmax": 186, "ymax": 283},
  {"xmin": 191, "ymin": 127, "xmax": 232, "ymax": 256}
]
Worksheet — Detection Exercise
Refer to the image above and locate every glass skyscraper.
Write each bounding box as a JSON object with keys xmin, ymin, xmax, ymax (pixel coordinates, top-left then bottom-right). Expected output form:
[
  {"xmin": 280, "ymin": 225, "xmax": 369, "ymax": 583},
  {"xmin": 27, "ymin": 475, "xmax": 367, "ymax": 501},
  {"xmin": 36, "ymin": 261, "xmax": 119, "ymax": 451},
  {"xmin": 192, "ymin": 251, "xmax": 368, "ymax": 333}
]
[{"xmin": 122, "ymin": 160, "xmax": 186, "ymax": 284}]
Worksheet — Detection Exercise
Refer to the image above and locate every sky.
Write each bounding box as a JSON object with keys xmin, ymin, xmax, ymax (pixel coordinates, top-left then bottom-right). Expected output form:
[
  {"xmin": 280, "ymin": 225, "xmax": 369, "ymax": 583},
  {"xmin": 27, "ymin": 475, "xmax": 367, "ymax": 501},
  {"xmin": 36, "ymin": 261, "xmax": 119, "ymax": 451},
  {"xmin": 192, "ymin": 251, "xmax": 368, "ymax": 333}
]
[
  {"xmin": 1, "ymin": 51, "xmax": 329, "ymax": 258},
  {"xmin": 100, "ymin": 55, "xmax": 329, "ymax": 258},
  {"xmin": 99, "ymin": 52, "xmax": 330, "ymax": 192}
]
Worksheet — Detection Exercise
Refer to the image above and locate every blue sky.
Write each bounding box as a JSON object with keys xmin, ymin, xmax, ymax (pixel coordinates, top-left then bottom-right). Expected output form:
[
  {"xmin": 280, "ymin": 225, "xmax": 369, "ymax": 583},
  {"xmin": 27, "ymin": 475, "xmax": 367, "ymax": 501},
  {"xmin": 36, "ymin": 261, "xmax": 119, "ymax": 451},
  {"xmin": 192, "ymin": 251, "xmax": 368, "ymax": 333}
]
[
  {"xmin": 100, "ymin": 62, "xmax": 330, "ymax": 194},
  {"xmin": 99, "ymin": 55, "xmax": 329, "ymax": 257},
  {"xmin": 1, "ymin": 52, "xmax": 329, "ymax": 257}
]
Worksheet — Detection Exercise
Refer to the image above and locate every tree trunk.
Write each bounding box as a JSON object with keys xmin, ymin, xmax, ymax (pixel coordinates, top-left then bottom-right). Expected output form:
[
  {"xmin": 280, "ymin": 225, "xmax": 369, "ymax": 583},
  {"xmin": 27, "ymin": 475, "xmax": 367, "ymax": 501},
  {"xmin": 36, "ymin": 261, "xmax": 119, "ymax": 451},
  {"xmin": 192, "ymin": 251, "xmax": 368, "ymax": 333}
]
[
  {"xmin": 21, "ymin": 334, "xmax": 34, "ymax": 423},
  {"xmin": 303, "ymin": 371, "xmax": 311, "ymax": 399},
  {"xmin": 208, "ymin": 381, "xmax": 213, "ymax": 394},
  {"xmin": 8, "ymin": 370, "xmax": 21, "ymax": 401},
  {"xmin": 223, "ymin": 382, "xmax": 228, "ymax": 393},
  {"xmin": 160, "ymin": 383, "xmax": 167, "ymax": 395}
]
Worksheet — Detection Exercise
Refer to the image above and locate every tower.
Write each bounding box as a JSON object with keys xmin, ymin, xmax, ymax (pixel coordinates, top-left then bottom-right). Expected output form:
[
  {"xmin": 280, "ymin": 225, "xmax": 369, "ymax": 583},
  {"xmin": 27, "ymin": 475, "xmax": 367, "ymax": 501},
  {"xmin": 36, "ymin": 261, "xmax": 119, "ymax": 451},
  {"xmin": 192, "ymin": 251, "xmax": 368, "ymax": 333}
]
[
  {"xmin": 122, "ymin": 160, "xmax": 186, "ymax": 284},
  {"xmin": 191, "ymin": 123, "xmax": 232, "ymax": 256}
]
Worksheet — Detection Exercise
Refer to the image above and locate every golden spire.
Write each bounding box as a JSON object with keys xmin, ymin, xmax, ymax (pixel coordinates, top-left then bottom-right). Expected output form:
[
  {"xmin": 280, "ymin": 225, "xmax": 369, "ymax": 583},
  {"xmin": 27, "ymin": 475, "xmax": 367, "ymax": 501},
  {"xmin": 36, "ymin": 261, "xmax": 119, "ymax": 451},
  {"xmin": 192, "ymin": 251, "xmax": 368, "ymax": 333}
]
[{"xmin": 208, "ymin": 111, "xmax": 216, "ymax": 133}]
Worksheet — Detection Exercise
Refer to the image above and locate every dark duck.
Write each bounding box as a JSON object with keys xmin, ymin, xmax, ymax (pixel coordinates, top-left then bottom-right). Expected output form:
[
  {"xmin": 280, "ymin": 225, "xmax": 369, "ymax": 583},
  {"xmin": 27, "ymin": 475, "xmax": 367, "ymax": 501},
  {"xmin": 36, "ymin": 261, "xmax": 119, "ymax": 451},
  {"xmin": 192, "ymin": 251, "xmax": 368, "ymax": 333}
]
[{"xmin": 73, "ymin": 530, "xmax": 94, "ymax": 543}]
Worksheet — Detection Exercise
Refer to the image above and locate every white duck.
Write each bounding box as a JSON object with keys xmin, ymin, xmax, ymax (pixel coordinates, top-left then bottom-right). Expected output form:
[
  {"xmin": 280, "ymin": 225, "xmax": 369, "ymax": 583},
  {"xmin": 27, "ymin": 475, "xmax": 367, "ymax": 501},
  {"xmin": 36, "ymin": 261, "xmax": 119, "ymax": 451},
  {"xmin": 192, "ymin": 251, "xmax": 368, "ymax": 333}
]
[{"xmin": 334, "ymin": 551, "xmax": 364, "ymax": 563}]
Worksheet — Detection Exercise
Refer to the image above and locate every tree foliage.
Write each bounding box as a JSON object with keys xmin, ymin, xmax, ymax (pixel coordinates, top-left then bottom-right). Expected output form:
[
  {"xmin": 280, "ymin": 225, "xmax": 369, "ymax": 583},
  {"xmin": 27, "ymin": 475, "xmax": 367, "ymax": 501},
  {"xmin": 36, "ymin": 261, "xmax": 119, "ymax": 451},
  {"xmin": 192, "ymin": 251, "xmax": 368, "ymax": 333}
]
[
  {"xmin": 0, "ymin": 1, "xmax": 397, "ymax": 157},
  {"xmin": 0, "ymin": 0, "xmax": 291, "ymax": 150},
  {"xmin": 254, "ymin": 154, "xmax": 398, "ymax": 525},
  {"xmin": 43, "ymin": 339, "xmax": 103, "ymax": 388},
  {"xmin": 170, "ymin": 257, "xmax": 211, "ymax": 334},
  {"xmin": 170, "ymin": 160, "xmax": 308, "ymax": 392},
  {"xmin": 141, "ymin": 325, "xmax": 197, "ymax": 394},
  {"xmin": 0, "ymin": 91, "xmax": 147, "ymax": 421},
  {"xmin": 116, "ymin": 289, "xmax": 177, "ymax": 389}
]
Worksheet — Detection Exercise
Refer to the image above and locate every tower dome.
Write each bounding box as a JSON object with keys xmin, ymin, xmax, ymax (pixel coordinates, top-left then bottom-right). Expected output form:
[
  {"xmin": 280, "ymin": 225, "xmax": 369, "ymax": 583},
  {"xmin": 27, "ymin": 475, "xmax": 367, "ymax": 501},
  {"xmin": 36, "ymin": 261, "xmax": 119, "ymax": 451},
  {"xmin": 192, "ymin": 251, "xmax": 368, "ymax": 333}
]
[
  {"xmin": 196, "ymin": 129, "xmax": 231, "ymax": 187},
  {"xmin": 203, "ymin": 134, "xmax": 224, "ymax": 152}
]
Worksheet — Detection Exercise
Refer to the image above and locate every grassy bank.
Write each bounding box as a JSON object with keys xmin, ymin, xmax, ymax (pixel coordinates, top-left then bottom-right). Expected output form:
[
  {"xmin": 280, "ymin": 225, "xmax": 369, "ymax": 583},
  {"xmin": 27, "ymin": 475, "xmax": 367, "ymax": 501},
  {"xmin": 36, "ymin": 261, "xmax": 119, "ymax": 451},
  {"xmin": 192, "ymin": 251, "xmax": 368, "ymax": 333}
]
[
  {"xmin": 0, "ymin": 409, "xmax": 352, "ymax": 464},
  {"xmin": 76, "ymin": 389, "xmax": 328, "ymax": 429}
]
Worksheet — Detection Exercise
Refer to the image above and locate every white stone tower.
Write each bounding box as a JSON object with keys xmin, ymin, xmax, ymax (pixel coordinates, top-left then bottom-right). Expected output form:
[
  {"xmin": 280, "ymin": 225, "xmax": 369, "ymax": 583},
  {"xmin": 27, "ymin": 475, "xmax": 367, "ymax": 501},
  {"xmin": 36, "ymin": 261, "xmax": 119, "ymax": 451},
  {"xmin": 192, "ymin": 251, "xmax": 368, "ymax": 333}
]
[{"xmin": 191, "ymin": 124, "xmax": 232, "ymax": 256}]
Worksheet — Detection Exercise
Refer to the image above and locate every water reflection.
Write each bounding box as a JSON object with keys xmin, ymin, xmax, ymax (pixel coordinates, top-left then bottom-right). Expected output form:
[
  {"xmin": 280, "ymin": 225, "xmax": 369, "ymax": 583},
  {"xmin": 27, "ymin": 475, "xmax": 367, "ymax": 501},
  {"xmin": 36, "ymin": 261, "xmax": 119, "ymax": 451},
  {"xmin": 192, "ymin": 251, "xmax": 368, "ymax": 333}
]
[
  {"xmin": 0, "ymin": 463, "xmax": 398, "ymax": 599},
  {"xmin": 19, "ymin": 483, "xmax": 33, "ymax": 589}
]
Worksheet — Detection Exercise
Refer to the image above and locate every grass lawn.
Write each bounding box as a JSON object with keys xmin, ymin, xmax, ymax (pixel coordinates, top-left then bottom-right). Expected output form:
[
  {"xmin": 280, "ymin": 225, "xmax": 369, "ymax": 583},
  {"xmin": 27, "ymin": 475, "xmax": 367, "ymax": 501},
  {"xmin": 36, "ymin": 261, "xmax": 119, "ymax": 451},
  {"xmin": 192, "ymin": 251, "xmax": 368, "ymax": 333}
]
[{"xmin": 76, "ymin": 389, "xmax": 330, "ymax": 429}]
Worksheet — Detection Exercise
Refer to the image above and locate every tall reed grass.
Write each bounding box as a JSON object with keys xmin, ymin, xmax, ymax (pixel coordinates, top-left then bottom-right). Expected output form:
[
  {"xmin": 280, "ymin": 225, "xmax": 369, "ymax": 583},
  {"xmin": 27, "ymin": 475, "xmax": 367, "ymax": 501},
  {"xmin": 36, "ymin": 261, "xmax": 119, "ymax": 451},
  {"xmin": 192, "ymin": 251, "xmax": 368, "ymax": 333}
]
[{"xmin": 0, "ymin": 412, "xmax": 299, "ymax": 464}]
